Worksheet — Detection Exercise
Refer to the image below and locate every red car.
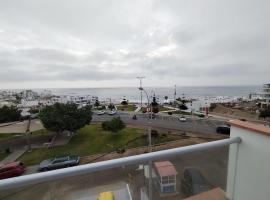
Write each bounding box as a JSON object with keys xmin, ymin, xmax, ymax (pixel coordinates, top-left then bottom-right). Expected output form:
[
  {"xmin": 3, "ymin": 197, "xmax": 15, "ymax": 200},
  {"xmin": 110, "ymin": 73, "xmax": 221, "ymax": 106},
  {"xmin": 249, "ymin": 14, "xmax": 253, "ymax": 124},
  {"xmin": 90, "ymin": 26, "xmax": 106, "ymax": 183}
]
[{"xmin": 0, "ymin": 161, "xmax": 25, "ymax": 179}]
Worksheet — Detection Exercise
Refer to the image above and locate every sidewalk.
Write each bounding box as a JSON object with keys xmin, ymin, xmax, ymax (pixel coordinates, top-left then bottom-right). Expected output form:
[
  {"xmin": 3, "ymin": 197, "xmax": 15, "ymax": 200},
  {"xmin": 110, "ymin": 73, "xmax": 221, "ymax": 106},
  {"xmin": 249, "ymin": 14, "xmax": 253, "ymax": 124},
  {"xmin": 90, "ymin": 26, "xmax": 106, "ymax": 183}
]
[{"xmin": 0, "ymin": 148, "xmax": 27, "ymax": 164}]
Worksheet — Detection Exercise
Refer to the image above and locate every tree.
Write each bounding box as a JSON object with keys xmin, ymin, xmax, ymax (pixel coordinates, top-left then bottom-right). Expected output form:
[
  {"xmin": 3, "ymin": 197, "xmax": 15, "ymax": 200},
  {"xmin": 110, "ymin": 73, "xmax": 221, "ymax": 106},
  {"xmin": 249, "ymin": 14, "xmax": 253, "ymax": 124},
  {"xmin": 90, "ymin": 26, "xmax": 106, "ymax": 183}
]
[
  {"xmin": 151, "ymin": 95, "xmax": 159, "ymax": 113},
  {"xmin": 108, "ymin": 103, "xmax": 115, "ymax": 110},
  {"xmin": 152, "ymin": 106, "xmax": 159, "ymax": 113},
  {"xmin": 0, "ymin": 105, "xmax": 21, "ymax": 123},
  {"xmin": 151, "ymin": 96, "xmax": 158, "ymax": 107},
  {"xmin": 121, "ymin": 99, "xmax": 128, "ymax": 105},
  {"xmin": 176, "ymin": 97, "xmax": 188, "ymax": 110},
  {"xmin": 102, "ymin": 117, "xmax": 126, "ymax": 132},
  {"xmin": 39, "ymin": 103, "xmax": 92, "ymax": 134},
  {"xmin": 94, "ymin": 100, "xmax": 100, "ymax": 108}
]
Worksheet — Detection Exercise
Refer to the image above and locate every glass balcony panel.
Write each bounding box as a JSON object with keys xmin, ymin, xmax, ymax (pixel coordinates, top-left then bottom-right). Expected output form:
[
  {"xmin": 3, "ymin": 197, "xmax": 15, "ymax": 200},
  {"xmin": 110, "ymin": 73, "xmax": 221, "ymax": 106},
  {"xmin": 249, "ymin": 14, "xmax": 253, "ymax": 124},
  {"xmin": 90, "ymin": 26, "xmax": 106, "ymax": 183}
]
[{"xmin": 0, "ymin": 144, "xmax": 237, "ymax": 200}]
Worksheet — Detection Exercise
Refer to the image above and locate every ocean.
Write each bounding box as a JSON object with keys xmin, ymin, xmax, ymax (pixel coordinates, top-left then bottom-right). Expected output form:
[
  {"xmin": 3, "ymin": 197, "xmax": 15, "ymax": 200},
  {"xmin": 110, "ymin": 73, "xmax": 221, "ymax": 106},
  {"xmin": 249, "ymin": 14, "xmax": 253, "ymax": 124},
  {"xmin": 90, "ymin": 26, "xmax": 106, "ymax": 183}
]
[{"xmin": 46, "ymin": 85, "xmax": 261, "ymax": 102}]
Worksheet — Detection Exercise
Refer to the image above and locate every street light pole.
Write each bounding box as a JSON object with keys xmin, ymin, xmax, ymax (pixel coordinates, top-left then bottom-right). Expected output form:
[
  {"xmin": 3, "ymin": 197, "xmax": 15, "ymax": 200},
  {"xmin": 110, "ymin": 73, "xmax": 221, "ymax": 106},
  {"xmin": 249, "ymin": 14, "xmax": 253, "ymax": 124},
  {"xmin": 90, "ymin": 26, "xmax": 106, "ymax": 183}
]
[
  {"xmin": 138, "ymin": 86, "xmax": 153, "ymax": 200},
  {"xmin": 136, "ymin": 76, "xmax": 145, "ymax": 108}
]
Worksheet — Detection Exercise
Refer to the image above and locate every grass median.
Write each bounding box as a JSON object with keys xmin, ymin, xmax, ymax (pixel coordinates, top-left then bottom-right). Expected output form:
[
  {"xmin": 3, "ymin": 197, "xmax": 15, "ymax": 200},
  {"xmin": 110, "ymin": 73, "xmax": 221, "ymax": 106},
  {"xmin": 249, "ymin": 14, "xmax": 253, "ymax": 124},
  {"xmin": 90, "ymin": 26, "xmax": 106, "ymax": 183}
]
[{"xmin": 19, "ymin": 124, "xmax": 181, "ymax": 166}]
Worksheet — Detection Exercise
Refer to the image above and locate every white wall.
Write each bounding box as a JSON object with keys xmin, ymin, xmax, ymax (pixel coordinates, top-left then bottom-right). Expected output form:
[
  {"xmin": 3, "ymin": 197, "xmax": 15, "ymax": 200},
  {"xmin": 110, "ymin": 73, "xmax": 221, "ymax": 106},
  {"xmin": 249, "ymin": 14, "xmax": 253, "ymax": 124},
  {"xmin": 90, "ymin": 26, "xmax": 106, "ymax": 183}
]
[{"xmin": 227, "ymin": 126, "xmax": 270, "ymax": 200}]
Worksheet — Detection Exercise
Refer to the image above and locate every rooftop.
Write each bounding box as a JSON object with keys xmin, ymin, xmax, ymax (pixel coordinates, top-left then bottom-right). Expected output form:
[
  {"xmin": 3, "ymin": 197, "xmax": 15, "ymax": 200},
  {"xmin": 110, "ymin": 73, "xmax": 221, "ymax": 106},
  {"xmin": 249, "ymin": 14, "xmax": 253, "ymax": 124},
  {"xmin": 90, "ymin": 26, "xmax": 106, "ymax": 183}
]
[
  {"xmin": 154, "ymin": 161, "xmax": 178, "ymax": 176},
  {"xmin": 228, "ymin": 119, "xmax": 270, "ymax": 137}
]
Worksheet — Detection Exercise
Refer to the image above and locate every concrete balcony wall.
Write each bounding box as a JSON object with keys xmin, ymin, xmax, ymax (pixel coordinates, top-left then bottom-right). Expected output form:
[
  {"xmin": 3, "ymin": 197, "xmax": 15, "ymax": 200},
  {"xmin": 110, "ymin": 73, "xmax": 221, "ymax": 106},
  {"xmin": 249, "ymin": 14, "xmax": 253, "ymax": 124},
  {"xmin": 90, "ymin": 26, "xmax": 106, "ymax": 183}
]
[{"xmin": 227, "ymin": 122, "xmax": 270, "ymax": 200}]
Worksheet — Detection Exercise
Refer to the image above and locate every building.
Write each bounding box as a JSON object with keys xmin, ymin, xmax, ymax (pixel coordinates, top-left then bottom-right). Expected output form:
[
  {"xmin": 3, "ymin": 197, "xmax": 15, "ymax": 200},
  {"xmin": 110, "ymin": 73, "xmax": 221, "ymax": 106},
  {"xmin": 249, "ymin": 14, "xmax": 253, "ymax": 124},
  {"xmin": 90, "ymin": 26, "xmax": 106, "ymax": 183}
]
[
  {"xmin": 261, "ymin": 83, "xmax": 270, "ymax": 109},
  {"xmin": 226, "ymin": 119, "xmax": 270, "ymax": 200},
  {"xmin": 153, "ymin": 161, "xmax": 178, "ymax": 194}
]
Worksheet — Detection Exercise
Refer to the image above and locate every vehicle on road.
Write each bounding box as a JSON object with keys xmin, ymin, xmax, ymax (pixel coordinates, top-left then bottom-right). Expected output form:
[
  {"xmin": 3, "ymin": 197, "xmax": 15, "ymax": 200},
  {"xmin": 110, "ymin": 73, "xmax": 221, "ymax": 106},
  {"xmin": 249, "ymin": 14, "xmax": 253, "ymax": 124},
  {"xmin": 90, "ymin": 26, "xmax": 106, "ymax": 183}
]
[
  {"xmin": 97, "ymin": 110, "xmax": 106, "ymax": 115},
  {"xmin": 108, "ymin": 110, "xmax": 117, "ymax": 115},
  {"xmin": 38, "ymin": 155, "xmax": 80, "ymax": 171},
  {"xmin": 97, "ymin": 191, "xmax": 115, "ymax": 200},
  {"xmin": 0, "ymin": 161, "xmax": 25, "ymax": 180},
  {"xmin": 132, "ymin": 114, "xmax": 137, "ymax": 120},
  {"xmin": 181, "ymin": 167, "xmax": 212, "ymax": 196},
  {"xmin": 179, "ymin": 116, "xmax": 187, "ymax": 122},
  {"xmin": 216, "ymin": 125, "xmax": 230, "ymax": 135}
]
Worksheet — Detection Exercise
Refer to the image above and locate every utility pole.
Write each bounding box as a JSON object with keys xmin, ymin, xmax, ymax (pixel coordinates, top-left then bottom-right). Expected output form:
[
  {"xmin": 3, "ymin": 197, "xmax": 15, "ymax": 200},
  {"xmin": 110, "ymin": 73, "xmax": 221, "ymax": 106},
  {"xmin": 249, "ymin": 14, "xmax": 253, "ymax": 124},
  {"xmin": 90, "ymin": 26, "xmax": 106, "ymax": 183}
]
[
  {"xmin": 136, "ymin": 76, "xmax": 145, "ymax": 107},
  {"xmin": 174, "ymin": 85, "xmax": 176, "ymax": 105}
]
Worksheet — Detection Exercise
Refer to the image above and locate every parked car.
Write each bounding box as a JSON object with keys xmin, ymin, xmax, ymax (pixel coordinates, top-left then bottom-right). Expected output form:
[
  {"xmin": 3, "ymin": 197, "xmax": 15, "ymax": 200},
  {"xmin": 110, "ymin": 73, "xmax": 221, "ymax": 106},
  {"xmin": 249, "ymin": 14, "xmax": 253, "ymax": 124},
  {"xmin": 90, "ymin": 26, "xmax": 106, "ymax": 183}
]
[
  {"xmin": 108, "ymin": 110, "xmax": 117, "ymax": 115},
  {"xmin": 97, "ymin": 110, "xmax": 106, "ymax": 115},
  {"xmin": 179, "ymin": 116, "xmax": 187, "ymax": 122},
  {"xmin": 97, "ymin": 191, "xmax": 115, "ymax": 200},
  {"xmin": 181, "ymin": 168, "xmax": 212, "ymax": 196},
  {"xmin": 0, "ymin": 161, "xmax": 25, "ymax": 180},
  {"xmin": 38, "ymin": 155, "xmax": 80, "ymax": 171},
  {"xmin": 216, "ymin": 125, "xmax": 230, "ymax": 135}
]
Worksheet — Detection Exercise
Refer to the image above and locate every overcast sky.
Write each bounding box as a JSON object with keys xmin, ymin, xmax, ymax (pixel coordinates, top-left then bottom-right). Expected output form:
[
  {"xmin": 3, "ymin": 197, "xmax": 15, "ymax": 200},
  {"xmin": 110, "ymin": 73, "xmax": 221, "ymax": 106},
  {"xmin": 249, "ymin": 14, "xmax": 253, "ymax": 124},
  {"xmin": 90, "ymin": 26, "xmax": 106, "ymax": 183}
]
[{"xmin": 0, "ymin": 0, "xmax": 269, "ymax": 88}]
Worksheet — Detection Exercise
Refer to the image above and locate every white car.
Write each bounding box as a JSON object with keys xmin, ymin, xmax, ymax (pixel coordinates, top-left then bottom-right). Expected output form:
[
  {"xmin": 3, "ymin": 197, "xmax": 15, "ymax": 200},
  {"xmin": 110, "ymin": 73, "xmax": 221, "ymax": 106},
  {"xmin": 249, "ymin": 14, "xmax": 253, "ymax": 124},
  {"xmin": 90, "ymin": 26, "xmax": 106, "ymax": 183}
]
[
  {"xmin": 179, "ymin": 116, "xmax": 187, "ymax": 122},
  {"xmin": 97, "ymin": 110, "xmax": 106, "ymax": 115},
  {"xmin": 108, "ymin": 110, "xmax": 117, "ymax": 115}
]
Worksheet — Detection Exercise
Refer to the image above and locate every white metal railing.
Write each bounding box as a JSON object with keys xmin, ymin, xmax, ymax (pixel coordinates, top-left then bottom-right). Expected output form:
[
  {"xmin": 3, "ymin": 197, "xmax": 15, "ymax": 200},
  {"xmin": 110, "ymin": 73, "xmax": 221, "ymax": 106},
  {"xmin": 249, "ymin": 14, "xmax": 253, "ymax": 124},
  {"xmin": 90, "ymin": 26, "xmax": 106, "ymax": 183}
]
[{"xmin": 0, "ymin": 137, "xmax": 241, "ymax": 191}]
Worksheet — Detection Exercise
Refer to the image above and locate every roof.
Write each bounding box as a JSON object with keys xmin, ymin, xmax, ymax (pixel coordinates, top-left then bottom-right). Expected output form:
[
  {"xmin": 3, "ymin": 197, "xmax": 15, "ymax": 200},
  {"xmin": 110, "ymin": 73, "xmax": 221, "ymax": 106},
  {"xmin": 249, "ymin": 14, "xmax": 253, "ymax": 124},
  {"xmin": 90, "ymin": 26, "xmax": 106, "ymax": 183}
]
[
  {"xmin": 183, "ymin": 187, "xmax": 227, "ymax": 200},
  {"xmin": 154, "ymin": 161, "xmax": 177, "ymax": 177},
  {"xmin": 228, "ymin": 119, "xmax": 270, "ymax": 137}
]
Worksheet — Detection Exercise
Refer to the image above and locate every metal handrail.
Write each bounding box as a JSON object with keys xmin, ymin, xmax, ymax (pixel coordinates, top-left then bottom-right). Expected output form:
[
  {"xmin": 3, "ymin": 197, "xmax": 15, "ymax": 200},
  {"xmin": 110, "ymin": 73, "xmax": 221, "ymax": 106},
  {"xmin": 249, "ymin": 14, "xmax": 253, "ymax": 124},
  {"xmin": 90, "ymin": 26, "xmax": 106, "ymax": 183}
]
[{"xmin": 0, "ymin": 137, "xmax": 241, "ymax": 191}]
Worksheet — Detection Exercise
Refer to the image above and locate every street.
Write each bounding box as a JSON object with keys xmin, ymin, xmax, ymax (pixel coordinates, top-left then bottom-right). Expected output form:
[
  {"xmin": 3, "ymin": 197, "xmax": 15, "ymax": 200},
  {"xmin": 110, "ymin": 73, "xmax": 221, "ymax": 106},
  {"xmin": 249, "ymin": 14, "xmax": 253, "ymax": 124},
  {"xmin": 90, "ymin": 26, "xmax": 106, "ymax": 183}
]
[{"xmin": 93, "ymin": 111, "xmax": 226, "ymax": 135}]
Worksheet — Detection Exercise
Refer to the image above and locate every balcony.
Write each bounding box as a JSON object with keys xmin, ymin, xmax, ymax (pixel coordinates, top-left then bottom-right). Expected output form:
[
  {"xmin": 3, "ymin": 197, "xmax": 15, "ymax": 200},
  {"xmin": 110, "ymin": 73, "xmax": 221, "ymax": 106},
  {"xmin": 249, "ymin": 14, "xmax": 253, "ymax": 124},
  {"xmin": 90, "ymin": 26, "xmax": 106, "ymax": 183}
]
[
  {"xmin": 1, "ymin": 120, "xmax": 270, "ymax": 200},
  {"xmin": 0, "ymin": 138, "xmax": 240, "ymax": 200}
]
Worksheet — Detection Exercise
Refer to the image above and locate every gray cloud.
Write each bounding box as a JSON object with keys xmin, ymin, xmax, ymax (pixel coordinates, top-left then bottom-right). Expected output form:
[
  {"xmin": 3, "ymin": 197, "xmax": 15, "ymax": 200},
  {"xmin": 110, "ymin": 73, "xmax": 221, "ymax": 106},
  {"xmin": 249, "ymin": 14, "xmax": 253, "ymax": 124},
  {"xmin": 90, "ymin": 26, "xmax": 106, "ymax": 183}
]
[{"xmin": 0, "ymin": 0, "xmax": 269, "ymax": 88}]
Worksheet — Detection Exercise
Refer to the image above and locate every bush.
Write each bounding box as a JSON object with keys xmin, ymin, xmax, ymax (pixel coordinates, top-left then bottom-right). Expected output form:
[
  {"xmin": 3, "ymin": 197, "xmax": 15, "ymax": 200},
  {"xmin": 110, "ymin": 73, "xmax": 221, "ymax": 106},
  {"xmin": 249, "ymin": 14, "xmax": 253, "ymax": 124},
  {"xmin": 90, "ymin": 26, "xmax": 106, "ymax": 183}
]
[
  {"xmin": 151, "ymin": 130, "xmax": 159, "ymax": 138},
  {"xmin": 152, "ymin": 106, "xmax": 159, "ymax": 113},
  {"xmin": 259, "ymin": 110, "xmax": 270, "ymax": 119},
  {"xmin": 121, "ymin": 100, "xmax": 128, "ymax": 105},
  {"xmin": 102, "ymin": 117, "xmax": 126, "ymax": 132}
]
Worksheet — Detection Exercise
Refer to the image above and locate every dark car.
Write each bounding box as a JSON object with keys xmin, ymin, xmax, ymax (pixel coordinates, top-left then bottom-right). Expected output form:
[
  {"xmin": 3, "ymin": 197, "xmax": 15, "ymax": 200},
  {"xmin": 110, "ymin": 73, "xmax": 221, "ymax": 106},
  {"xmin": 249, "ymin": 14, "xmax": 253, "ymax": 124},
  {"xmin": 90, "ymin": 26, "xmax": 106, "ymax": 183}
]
[
  {"xmin": 0, "ymin": 161, "xmax": 25, "ymax": 180},
  {"xmin": 216, "ymin": 125, "xmax": 230, "ymax": 135},
  {"xmin": 181, "ymin": 168, "xmax": 212, "ymax": 196},
  {"xmin": 38, "ymin": 155, "xmax": 80, "ymax": 171}
]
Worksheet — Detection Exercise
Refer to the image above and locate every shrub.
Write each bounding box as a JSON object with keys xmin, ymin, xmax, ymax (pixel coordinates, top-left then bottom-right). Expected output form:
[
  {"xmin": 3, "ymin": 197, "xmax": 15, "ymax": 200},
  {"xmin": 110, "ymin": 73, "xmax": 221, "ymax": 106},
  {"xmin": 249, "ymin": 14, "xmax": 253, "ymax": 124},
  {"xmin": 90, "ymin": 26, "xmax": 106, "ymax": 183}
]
[
  {"xmin": 102, "ymin": 117, "xmax": 126, "ymax": 132},
  {"xmin": 152, "ymin": 106, "xmax": 159, "ymax": 113},
  {"xmin": 259, "ymin": 110, "xmax": 270, "ymax": 119},
  {"xmin": 151, "ymin": 130, "xmax": 159, "ymax": 138}
]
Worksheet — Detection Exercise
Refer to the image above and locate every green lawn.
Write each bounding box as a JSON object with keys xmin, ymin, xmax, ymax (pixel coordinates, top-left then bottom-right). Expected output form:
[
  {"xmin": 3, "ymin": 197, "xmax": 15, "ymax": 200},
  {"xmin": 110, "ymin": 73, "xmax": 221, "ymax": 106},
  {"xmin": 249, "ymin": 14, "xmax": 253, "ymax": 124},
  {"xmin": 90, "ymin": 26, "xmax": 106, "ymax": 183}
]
[
  {"xmin": 19, "ymin": 124, "xmax": 145, "ymax": 165},
  {"xmin": 140, "ymin": 106, "xmax": 175, "ymax": 112},
  {"xmin": 158, "ymin": 106, "xmax": 175, "ymax": 112},
  {"xmin": 0, "ymin": 133, "xmax": 18, "ymax": 141},
  {"xmin": 116, "ymin": 104, "xmax": 137, "ymax": 111},
  {"xmin": 0, "ymin": 129, "xmax": 50, "ymax": 141},
  {"xmin": 0, "ymin": 152, "xmax": 9, "ymax": 161},
  {"xmin": 19, "ymin": 124, "xmax": 181, "ymax": 166}
]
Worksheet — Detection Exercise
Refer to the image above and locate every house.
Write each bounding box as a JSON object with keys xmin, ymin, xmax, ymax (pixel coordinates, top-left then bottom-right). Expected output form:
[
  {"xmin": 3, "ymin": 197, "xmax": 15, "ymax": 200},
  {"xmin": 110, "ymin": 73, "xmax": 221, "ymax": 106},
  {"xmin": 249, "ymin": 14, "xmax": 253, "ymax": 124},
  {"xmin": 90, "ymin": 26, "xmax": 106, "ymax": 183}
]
[{"xmin": 153, "ymin": 161, "xmax": 178, "ymax": 194}]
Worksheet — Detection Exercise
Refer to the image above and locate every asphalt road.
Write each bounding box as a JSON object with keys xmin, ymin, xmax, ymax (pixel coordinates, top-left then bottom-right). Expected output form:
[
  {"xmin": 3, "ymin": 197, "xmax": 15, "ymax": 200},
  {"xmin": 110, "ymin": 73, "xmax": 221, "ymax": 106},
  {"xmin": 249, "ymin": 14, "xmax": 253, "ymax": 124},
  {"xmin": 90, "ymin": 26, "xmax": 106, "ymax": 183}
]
[{"xmin": 93, "ymin": 111, "xmax": 226, "ymax": 135}]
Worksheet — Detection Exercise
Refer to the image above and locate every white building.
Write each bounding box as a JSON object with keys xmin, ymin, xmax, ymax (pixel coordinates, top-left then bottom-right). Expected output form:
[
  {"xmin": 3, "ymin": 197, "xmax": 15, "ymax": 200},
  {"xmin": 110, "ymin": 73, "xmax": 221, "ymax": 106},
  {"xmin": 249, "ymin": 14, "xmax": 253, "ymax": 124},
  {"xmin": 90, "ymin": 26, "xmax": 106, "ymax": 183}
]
[
  {"xmin": 226, "ymin": 119, "xmax": 270, "ymax": 200},
  {"xmin": 261, "ymin": 83, "xmax": 270, "ymax": 109}
]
